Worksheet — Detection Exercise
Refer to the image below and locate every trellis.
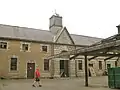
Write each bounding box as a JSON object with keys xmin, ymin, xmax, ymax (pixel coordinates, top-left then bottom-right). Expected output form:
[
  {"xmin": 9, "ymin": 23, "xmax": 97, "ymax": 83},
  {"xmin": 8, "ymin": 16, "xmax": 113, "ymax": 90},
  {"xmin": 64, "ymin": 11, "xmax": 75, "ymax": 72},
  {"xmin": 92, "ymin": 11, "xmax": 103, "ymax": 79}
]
[{"xmin": 48, "ymin": 33, "xmax": 120, "ymax": 86}]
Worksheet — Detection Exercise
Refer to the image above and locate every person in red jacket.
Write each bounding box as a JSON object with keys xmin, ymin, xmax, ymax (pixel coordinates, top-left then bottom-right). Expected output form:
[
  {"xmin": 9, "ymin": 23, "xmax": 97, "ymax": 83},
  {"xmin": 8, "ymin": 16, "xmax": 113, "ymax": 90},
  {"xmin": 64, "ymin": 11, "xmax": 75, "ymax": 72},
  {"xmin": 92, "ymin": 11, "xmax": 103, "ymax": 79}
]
[{"xmin": 32, "ymin": 68, "xmax": 42, "ymax": 87}]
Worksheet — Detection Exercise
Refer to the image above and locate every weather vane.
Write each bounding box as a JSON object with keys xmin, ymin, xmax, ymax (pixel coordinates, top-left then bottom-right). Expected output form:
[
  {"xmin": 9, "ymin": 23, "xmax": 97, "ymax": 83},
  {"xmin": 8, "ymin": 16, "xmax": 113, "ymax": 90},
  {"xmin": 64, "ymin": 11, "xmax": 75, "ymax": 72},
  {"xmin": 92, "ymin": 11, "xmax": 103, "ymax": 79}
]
[{"xmin": 54, "ymin": 9, "xmax": 59, "ymax": 16}]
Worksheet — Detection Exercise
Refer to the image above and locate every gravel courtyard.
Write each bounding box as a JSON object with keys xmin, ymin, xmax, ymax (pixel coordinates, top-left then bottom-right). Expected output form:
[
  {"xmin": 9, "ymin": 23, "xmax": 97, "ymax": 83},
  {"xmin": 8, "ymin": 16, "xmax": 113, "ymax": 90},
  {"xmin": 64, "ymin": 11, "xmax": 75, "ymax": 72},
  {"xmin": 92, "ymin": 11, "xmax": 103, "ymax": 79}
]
[{"xmin": 0, "ymin": 76, "xmax": 117, "ymax": 90}]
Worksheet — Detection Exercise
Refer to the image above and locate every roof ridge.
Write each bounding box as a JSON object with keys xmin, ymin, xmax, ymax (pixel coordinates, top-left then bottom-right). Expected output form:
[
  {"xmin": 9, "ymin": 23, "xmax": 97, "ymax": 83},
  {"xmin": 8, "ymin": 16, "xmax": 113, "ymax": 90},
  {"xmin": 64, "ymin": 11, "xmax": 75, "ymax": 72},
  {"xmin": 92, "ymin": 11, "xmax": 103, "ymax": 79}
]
[
  {"xmin": 0, "ymin": 24, "xmax": 50, "ymax": 32},
  {"xmin": 70, "ymin": 33, "xmax": 103, "ymax": 39}
]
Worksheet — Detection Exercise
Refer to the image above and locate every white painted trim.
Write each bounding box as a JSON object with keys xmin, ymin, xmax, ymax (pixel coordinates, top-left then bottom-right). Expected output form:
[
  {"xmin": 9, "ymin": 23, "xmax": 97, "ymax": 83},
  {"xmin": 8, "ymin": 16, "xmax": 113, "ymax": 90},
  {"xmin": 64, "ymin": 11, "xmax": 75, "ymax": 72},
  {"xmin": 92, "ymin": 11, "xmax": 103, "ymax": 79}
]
[
  {"xmin": 20, "ymin": 42, "xmax": 31, "ymax": 52},
  {"xmin": 8, "ymin": 55, "xmax": 19, "ymax": 73},
  {"xmin": 0, "ymin": 40, "xmax": 9, "ymax": 50},
  {"xmin": 40, "ymin": 44, "xmax": 50, "ymax": 53}
]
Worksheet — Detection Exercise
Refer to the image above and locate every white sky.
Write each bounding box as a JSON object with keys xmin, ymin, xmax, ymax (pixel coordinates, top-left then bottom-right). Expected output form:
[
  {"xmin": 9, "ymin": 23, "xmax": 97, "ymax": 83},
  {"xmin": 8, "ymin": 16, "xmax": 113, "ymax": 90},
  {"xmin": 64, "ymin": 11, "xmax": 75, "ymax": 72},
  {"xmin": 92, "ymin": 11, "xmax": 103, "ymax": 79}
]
[{"xmin": 0, "ymin": 0, "xmax": 120, "ymax": 38}]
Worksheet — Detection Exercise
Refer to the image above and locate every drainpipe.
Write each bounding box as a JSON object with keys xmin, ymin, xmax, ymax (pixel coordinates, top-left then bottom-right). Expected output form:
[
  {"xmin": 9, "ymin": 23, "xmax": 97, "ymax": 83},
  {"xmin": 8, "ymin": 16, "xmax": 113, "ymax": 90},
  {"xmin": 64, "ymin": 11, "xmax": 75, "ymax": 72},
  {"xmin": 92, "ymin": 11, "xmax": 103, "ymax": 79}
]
[
  {"xmin": 50, "ymin": 44, "xmax": 54, "ymax": 78},
  {"xmin": 75, "ymin": 46, "xmax": 77, "ymax": 77}
]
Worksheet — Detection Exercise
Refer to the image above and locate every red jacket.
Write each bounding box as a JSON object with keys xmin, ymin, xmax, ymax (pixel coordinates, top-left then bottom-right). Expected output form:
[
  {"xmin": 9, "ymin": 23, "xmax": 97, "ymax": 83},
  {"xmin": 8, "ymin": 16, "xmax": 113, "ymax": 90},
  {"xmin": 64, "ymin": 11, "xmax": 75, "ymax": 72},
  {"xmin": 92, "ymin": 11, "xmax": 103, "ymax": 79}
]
[{"xmin": 35, "ymin": 69, "xmax": 40, "ymax": 78}]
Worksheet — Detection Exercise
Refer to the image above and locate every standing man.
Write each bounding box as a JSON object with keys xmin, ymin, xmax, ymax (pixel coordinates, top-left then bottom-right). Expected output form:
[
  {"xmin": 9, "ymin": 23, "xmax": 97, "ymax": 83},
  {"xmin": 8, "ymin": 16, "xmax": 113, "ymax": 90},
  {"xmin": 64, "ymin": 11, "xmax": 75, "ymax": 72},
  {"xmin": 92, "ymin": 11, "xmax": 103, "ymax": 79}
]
[{"xmin": 32, "ymin": 68, "xmax": 42, "ymax": 87}]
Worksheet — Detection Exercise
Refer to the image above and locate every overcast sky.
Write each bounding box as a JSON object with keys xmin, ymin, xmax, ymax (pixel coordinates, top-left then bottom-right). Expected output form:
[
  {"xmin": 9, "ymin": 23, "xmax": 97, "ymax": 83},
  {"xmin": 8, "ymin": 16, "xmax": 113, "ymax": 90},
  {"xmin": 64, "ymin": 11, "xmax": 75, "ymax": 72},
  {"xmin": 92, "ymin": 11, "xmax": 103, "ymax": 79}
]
[{"xmin": 0, "ymin": 0, "xmax": 120, "ymax": 38}]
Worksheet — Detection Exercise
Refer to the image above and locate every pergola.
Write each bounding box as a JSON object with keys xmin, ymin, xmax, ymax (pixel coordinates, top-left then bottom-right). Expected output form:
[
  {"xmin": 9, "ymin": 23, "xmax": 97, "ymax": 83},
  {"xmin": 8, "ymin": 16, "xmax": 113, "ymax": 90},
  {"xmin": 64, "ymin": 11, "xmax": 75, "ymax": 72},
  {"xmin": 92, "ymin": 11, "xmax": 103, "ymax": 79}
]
[{"xmin": 48, "ymin": 33, "xmax": 120, "ymax": 87}]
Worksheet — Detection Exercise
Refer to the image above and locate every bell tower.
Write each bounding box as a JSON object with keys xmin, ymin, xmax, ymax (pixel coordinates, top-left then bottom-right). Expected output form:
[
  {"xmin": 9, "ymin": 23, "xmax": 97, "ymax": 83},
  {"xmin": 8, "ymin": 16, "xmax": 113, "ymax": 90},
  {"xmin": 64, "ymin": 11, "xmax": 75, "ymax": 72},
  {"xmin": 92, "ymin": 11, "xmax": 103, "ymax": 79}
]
[{"xmin": 49, "ymin": 13, "xmax": 63, "ymax": 35}]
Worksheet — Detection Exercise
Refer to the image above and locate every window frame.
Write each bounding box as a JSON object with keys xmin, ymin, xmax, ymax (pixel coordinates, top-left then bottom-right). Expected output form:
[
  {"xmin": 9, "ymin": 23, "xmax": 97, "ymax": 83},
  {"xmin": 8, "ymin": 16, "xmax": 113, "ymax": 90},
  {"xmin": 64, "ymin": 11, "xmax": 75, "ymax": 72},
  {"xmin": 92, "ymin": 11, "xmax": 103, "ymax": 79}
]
[
  {"xmin": 42, "ymin": 46, "xmax": 47, "ymax": 52},
  {"xmin": 99, "ymin": 61, "xmax": 102, "ymax": 70},
  {"xmin": 40, "ymin": 44, "xmax": 49, "ymax": 53},
  {"xmin": 0, "ymin": 41, "xmax": 8, "ymax": 49},
  {"xmin": 20, "ymin": 42, "xmax": 30, "ymax": 52},
  {"xmin": 78, "ymin": 60, "xmax": 82, "ymax": 70},
  {"xmin": 22, "ymin": 43, "xmax": 29, "ymax": 51},
  {"xmin": 10, "ymin": 56, "xmax": 18, "ymax": 71},
  {"xmin": 44, "ymin": 59, "xmax": 49, "ymax": 71}
]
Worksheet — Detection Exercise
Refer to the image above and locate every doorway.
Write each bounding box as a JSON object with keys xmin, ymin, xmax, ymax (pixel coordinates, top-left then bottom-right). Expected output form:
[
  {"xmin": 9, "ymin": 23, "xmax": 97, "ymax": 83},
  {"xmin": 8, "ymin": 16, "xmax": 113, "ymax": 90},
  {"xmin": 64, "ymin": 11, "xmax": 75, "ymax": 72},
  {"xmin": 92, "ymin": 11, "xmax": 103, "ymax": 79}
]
[
  {"xmin": 60, "ymin": 60, "xmax": 69, "ymax": 77},
  {"xmin": 107, "ymin": 64, "xmax": 111, "ymax": 69},
  {"xmin": 89, "ymin": 63, "xmax": 93, "ymax": 77},
  {"xmin": 27, "ymin": 63, "xmax": 35, "ymax": 79}
]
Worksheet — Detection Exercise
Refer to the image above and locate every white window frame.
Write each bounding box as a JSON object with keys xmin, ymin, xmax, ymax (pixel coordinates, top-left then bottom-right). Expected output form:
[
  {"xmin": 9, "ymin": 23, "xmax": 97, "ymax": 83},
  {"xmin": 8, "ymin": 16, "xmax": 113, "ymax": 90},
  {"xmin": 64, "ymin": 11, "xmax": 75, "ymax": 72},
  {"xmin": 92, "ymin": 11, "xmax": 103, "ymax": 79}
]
[
  {"xmin": 20, "ymin": 42, "xmax": 31, "ymax": 52},
  {"xmin": 40, "ymin": 44, "xmax": 49, "ymax": 53},
  {"xmin": 0, "ymin": 40, "xmax": 9, "ymax": 50},
  {"xmin": 9, "ymin": 55, "xmax": 19, "ymax": 72}
]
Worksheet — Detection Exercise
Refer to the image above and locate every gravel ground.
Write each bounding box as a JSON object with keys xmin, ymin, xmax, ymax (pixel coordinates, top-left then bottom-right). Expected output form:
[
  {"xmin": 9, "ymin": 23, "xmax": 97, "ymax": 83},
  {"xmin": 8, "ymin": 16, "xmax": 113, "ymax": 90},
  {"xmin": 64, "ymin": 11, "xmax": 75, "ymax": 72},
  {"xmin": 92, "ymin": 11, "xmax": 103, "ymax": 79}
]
[{"xmin": 0, "ymin": 76, "xmax": 117, "ymax": 90}]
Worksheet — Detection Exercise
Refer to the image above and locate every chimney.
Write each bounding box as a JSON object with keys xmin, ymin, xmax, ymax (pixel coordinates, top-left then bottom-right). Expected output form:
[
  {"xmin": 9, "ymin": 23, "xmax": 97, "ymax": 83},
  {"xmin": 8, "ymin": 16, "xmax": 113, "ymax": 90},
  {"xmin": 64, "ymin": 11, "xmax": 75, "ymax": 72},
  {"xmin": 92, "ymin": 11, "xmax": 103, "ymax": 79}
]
[{"xmin": 116, "ymin": 24, "xmax": 120, "ymax": 34}]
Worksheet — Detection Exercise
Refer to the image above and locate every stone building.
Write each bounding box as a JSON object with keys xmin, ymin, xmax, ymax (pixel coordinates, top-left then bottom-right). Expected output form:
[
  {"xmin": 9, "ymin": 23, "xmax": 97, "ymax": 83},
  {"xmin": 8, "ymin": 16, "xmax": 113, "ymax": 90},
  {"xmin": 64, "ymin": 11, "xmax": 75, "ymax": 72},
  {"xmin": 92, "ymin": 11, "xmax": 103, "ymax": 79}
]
[{"xmin": 0, "ymin": 14, "xmax": 116, "ymax": 79}]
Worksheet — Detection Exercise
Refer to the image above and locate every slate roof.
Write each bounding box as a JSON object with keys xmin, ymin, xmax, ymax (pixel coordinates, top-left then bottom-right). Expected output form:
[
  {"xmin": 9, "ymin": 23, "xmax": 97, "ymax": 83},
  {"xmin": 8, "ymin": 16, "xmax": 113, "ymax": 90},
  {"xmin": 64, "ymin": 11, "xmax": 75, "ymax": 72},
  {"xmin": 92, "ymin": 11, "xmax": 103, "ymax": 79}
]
[
  {"xmin": 0, "ymin": 24, "xmax": 54, "ymax": 42},
  {"xmin": 0, "ymin": 24, "xmax": 102, "ymax": 46},
  {"xmin": 71, "ymin": 34, "xmax": 102, "ymax": 45}
]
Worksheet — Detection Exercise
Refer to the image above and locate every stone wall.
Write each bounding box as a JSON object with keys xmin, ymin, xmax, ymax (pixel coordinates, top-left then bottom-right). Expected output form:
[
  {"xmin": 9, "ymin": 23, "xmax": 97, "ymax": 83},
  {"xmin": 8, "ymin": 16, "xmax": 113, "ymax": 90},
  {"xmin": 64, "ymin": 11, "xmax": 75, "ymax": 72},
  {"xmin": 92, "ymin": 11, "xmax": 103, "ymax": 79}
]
[
  {"xmin": 52, "ymin": 44, "xmax": 117, "ymax": 78},
  {"xmin": 69, "ymin": 59, "xmax": 76, "ymax": 77},
  {"xmin": 53, "ymin": 58, "xmax": 60, "ymax": 78}
]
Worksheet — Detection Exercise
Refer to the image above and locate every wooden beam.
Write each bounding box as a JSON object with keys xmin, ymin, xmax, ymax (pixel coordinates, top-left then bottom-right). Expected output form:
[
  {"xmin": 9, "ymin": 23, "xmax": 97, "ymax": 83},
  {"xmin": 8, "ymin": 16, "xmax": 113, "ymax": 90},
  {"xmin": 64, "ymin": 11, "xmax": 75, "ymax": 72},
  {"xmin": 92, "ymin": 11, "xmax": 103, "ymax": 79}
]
[
  {"xmin": 69, "ymin": 53, "xmax": 120, "ymax": 60},
  {"xmin": 48, "ymin": 38, "xmax": 120, "ymax": 59},
  {"xmin": 104, "ymin": 56, "xmax": 116, "ymax": 61},
  {"xmin": 88, "ymin": 56, "xmax": 98, "ymax": 61},
  {"xmin": 70, "ymin": 53, "xmax": 80, "ymax": 60},
  {"xmin": 85, "ymin": 55, "xmax": 88, "ymax": 87}
]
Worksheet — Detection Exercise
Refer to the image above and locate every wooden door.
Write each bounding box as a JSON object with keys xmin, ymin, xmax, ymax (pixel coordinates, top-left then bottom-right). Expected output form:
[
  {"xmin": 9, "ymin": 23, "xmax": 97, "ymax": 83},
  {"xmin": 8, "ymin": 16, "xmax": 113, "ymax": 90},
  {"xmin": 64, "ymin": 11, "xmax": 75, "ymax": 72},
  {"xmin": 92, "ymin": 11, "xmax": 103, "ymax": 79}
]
[{"xmin": 27, "ymin": 63, "xmax": 35, "ymax": 79}]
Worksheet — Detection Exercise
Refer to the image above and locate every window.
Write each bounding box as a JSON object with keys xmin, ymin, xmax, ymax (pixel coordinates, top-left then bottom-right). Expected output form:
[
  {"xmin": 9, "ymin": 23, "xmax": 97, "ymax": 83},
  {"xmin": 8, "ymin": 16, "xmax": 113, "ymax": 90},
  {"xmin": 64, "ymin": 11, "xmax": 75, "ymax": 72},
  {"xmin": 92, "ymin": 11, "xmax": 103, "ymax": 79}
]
[
  {"xmin": 115, "ymin": 61, "xmax": 117, "ymax": 67},
  {"xmin": 78, "ymin": 60, "xmax": 82, "ymax": 70},
  {"xmin": 0, "ymin": 42, "xmax": 7, "ymax": 49},
  {"xmin": 10, "ymin": 57, "xmax": 17, "ymax": 71},
  {"xmin": 44, "ymin": 59, "xmax": 49, "ymax": 71},
  {"xmin": 99, "ymin": 61, "xmax": 102, "ymax": 70},
  {"xmin": 107, "ymin": 64, "xmax": 111, "ymax": 69},
  {"xmin": 42, "ymin": 46, "xmax": 47, "ymax": 52},
  {"xmin": 22, "ymin": 44, "xmax": 28, "ymax": 51}
]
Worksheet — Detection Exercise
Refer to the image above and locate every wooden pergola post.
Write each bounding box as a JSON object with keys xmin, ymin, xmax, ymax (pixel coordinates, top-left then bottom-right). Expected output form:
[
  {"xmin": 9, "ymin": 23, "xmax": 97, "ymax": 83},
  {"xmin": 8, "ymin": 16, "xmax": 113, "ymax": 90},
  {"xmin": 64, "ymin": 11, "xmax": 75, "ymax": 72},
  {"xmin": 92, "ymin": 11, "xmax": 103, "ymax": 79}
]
[{"xmin": 85, "ymin": 55, "xmax": 88, "ymax": 86}]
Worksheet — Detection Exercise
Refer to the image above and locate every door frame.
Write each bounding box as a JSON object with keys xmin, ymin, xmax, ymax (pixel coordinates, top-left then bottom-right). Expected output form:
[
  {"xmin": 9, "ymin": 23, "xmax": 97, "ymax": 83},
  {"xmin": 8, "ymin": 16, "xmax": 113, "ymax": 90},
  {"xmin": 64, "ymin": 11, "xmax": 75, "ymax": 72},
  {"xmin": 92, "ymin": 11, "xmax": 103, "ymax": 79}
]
[
  {"xmin": 60, "ymin": 60, "xmax": 69, "ymax": 77},
  {"xmin": 26, "ymin": 60, "xmax": 36, "ymax": 78}
]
